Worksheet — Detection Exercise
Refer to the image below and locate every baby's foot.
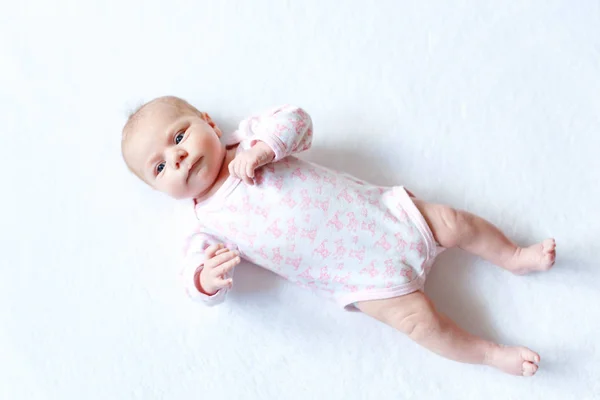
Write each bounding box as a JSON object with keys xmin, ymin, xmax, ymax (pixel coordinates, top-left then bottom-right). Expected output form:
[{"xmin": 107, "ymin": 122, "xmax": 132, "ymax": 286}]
[
  {"xmin": 510, "ymin": 238, "xmax": 556, "ymax": 275},
  {"xmin": 487, "ymin": 345, "xmax": 540, "ymax": 377}
]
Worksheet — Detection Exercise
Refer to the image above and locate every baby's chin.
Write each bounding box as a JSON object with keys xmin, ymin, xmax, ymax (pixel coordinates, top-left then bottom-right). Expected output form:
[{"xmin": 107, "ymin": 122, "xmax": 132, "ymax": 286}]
[
  {"xmin": 172, "ymin": 192, "xmax": 199, "ymax": 201},
  {"xmin": 160, "ymin": 174, "xmax": 217, "ymax": 201},
  {"xmin": 158, "ymin": 186, "xmax": 198, "ymax": 201}
]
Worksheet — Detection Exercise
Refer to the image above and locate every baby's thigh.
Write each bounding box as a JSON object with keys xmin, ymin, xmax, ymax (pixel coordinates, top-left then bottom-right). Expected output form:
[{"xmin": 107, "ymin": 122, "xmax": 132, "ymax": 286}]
[{"xmin": 356, "ymin": 291, "xmax": 436, "ymax": 334}]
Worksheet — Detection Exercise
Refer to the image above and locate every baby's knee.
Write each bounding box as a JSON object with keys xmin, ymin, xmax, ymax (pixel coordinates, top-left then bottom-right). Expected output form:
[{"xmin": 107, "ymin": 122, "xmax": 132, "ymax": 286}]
[
  {"xmin": 437, "ymin": 206, "xmax": 473, "ymax": 248},
  {"xmin": 390, "ymin": 297, "xmax": 441, "ymax": 340}
]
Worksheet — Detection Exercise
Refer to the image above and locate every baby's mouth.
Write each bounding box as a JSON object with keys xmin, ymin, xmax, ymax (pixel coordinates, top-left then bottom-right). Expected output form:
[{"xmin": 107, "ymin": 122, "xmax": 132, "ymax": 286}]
[{"xmin": 186, "ymin": 157, "xmax": 203, "ymax": 182}]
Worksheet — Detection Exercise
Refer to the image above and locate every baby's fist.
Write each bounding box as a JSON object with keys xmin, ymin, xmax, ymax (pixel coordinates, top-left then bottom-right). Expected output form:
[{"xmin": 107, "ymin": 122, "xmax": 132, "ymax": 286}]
[
  {"xmin": 197, "ymin": 244, "xmax": 241, "ymax": 295},
  {"xmin": 228, "ymin": 141, "xmax": 275, "ymax": 185}
]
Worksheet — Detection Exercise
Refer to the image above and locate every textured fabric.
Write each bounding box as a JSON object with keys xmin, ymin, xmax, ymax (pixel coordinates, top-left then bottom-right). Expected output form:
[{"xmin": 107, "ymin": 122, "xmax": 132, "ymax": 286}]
[{"xmin": 182, "ymin": 106, "xmax": 441, "ymax": 308}]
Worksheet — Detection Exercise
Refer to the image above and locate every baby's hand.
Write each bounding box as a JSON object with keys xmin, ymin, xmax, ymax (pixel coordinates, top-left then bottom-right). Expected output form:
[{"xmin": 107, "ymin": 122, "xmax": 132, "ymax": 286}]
[
  {"xmin": 198, "ymin": 244, "xmax": 241, "ymax": 295},
  {"xmin": 228, "ymin": 141, "xmax": 275, "ymax": 185}
]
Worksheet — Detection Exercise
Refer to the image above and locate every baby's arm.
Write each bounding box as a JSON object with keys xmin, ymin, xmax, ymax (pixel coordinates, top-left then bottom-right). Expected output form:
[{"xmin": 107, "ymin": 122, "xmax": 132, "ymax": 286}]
[
  {"xmin": 246, "ymin": 105, "xmax": 313, "ymax": 161},
  {"xmin": 182, "ymin": 232, "xmax": 239, "ymax": 305},
  {"xmin": 229, "ymin": 105, "xmax": 313, "ymax": 183}
]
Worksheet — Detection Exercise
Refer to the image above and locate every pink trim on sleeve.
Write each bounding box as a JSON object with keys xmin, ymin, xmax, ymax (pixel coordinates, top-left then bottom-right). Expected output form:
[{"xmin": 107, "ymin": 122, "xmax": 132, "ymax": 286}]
[{"xmin": 252, "ymin": 132, "xmax": 288, "ymax": 161}]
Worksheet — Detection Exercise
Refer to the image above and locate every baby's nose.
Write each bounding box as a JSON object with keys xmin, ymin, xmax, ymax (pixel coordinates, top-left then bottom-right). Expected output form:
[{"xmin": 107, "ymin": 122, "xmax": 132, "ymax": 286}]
[{"xmin": 170, "ymin": 149, "xmax": 187, "ymax": 168}]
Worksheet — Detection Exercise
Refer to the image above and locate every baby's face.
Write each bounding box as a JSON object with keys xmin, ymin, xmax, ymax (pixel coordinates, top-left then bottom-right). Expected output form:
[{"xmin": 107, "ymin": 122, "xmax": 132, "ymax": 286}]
[{"xmin": 124, "ymin": 100, "xmax": 225, "ymax": 200}]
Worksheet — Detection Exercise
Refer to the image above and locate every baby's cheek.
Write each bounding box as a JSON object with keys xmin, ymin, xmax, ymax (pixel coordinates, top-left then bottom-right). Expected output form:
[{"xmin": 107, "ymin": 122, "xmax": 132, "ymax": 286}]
[
  {"xmin": 197, "ymin": 132, "xmax": 216, "ymax": 150},
  {"xmin": 161, "ymin": 176, "xmax": 187, "ymax": 199}
]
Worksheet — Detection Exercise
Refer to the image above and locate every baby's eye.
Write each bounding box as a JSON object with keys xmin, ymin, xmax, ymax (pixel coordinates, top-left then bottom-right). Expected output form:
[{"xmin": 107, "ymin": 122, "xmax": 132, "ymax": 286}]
[
  {"xmin": 156, "ymin": 162, "xmax": 165, "ymax": 175},
  {"xmin": 175, "ymin": 131, "xmax": 185, "ymax": 144}
]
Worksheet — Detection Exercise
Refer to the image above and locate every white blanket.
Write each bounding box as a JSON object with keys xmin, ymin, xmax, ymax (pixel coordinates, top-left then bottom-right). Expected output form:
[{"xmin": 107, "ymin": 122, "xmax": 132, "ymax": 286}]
[{"xmin": 1, "ymin": 0, "xmax": 598, "ymax": 399}]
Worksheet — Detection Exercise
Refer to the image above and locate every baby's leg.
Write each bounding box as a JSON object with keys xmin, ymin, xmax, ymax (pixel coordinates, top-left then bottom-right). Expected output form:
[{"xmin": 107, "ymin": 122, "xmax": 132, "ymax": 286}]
[
  {"xmin": 412, "ymin": 199, "xmax": 556, "ymax": 274},
  {"xmin": 357, "ymin": 292, "xmax": 540, "ymax": 376}
]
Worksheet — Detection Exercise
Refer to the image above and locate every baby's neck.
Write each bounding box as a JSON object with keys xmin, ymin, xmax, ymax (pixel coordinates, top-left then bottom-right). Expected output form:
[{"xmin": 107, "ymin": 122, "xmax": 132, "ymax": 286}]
[{"xmin": 194, "ymin": 145, "xmax": 238, "ymax": 203}]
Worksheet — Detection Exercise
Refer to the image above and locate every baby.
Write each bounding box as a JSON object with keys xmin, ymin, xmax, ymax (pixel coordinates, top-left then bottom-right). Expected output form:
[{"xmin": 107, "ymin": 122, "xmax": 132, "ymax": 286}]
[{"xmin": 121, "ymin": 96, "xmax": 556, "ymax": 377}]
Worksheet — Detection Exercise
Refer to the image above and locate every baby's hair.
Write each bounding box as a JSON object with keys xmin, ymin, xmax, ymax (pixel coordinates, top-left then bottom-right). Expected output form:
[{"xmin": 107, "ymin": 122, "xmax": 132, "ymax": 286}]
[{"xmin": 120, "ymin": 95, "xmax": 202, "ymax": 181}]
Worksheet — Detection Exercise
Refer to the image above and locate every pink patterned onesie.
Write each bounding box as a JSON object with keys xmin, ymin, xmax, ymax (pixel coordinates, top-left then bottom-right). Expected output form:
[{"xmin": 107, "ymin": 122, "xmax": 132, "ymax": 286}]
[{"xmin": 182, "ymin": 105, "xmax": 442, "ymax": 310}]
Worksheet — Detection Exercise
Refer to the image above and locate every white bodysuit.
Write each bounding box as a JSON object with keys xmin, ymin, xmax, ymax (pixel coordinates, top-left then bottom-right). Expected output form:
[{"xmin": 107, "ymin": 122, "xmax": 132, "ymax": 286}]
[{"xmin": 182, "ymin": 105, "xmax": 441, "ymax": 310}]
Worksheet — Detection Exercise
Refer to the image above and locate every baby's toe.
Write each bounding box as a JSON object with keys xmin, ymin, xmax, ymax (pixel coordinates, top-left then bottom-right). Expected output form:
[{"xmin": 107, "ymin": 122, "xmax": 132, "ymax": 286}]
[
  {"xmin": 520, "ymin": 347, "xmax": 540, "ymax": 363},
  {"xmin": 542, "ymin": 251, "xmax": 555, "ymax": 267},
  {"xmin": 540, "ymin": 239, "xmax": 556, "ymax": 269},
  {"xmin": 522, "ymin": 361, "xmax": 538, "ymax": 377},
  {"xmin": 543, "ymin": 238, "xmax": 556, "ymax": 253}
]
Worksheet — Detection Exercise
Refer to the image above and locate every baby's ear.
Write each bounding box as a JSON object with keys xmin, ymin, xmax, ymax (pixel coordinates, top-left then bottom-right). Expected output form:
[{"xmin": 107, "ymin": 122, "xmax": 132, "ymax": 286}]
[{"xmin": 201, "ymin": 112, "xmax": 222, "ymax": 137}]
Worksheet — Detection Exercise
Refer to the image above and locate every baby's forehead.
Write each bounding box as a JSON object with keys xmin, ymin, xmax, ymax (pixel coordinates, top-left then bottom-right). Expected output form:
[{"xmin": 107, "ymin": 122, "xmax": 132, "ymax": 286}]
[
  {"xmin": 126, "ymin": 96, "xmax": 199, "ymax": 134},
  {"xmin": 130, "ymin": 101, "xmax": 195, "ymax": 141}
]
